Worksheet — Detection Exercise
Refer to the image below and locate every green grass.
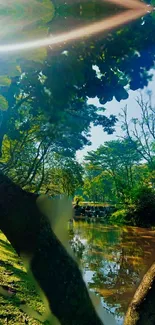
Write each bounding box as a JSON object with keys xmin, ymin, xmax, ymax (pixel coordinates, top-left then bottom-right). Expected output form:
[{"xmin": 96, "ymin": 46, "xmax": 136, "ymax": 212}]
[{"xmin": 0, "ymin": 231, "xmax": 45, "ymax": 324}]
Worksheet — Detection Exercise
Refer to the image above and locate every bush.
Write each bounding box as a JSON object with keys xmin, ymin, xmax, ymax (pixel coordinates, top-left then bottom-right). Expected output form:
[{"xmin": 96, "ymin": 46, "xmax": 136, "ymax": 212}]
[
  {"xmin": 109, "ymin": 209, "xmax": 128, "ymax": 225},
  {"xmin": 109, "ymin": 186, "xmax": 155, "ymax": 227},
  {"xmin": 127, "ymin": 186, "xmax": 155, "ymax": 227},
  {"xmin": 73, "ymin": 195, "xmax": 84, "ymax": 205}
]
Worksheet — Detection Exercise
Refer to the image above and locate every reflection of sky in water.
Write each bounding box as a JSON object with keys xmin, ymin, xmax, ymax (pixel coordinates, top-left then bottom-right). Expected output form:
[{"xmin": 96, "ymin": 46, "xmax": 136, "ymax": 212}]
[
  {"xmin": 79, "ymin": 238, "xmax": 87, "ymax": 245},
  {"xmin": 83, "ymin": 264, "xmax": 123, "ymax": 324},
  {"xmin": 100, "ymin": 261, "xmax": 120, "ymax": 276},
  {"xmin": 82, "ymin": 240, "xmax": 124, "ymax": 324},
  {"xmin": 72, "ymin": 224, "xmax": 155, "ymax": 324},
  {"xmin": 83, "ymin": 269, "xmax": 94, "ymax": 283}
]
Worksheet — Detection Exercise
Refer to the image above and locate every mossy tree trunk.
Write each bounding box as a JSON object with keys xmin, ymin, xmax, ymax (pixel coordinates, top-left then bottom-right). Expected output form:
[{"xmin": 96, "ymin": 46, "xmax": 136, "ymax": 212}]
[{"xmin": 0, "ymin": 172, "xmax": 103, "ymax": 325}]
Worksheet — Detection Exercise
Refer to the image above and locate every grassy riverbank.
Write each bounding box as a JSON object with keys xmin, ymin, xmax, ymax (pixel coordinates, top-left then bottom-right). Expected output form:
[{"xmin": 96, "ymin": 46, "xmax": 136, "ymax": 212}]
[{"xmin": 0, "ymin": 232, "xmax": 45, "ymax": 325}]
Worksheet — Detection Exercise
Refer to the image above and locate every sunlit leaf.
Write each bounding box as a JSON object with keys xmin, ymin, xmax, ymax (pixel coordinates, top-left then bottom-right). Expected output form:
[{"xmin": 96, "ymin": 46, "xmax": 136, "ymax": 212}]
[
  {"xmin": 0, "ymin": 76, "xmax": 11, "ymax": 86},
  {"xmin": 0, "ymin": 95, "xmax": 8, "ymax": 111}
]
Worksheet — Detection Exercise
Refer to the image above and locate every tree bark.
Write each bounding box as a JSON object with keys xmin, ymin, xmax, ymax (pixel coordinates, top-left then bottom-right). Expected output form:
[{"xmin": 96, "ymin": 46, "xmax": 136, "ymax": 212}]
[
  {"xmin": 124, "ymin": 263, "xmax": 155, "ymax": 325},
  {"xmin": 0, "ymin": 172, "xmax": 103, "ymax": 325}
]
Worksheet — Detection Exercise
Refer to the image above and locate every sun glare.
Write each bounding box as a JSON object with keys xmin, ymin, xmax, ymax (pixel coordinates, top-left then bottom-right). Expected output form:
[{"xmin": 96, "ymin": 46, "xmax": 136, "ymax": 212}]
[{"xmin": 0, "ymin": 0, "xmax": 153, "ymax": 53}]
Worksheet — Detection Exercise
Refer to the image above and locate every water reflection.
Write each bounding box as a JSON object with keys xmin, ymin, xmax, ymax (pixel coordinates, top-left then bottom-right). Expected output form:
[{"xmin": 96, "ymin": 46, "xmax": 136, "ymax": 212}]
[{"xmin": 70, "ymin": 223, "xmax": 155, "ymax": 323}]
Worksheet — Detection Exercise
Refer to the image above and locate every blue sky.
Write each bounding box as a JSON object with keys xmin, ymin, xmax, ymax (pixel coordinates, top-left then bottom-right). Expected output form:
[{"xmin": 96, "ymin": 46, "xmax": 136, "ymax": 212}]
[{"xmin": 76, "ymin": 70, "xmax": 155, "ymax": 161}]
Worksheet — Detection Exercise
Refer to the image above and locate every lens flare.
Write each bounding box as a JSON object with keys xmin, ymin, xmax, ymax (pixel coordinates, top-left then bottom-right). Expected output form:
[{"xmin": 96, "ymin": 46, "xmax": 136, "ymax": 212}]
[
  {"xmin": 106, "ymin": 0, "xmax": 149, "ymax": 10},
  {"xmin": 0, "ymin": 0, "xmax": 153, "ymax": 53}
]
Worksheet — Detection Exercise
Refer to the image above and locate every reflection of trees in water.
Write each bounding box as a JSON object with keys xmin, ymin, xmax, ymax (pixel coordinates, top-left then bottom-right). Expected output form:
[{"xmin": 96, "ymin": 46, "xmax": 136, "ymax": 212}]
[
  {"xmin": 69, "ymin": 228, "xmax": 85, "ymax": 260},
  {"xmin": 72, "ymin": 223, "xmax": 155, "ymax": 316}
]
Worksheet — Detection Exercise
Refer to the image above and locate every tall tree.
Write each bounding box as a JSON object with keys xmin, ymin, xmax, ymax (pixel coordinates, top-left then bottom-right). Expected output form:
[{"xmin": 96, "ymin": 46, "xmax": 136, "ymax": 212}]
[
  {"xmin": 83, "ymin": 169, "xmax": 114, "ymax": 203},
  {"xmin": 41, "ymin": 157, "xmax": 84, "ymax": 197},
  {"xmin": 120, "ymin": 93, "xmax": 155, "ymax": 167},
  {"xmin": 84, "ymin": 139, "xmax": 141, "ymax": 201}
]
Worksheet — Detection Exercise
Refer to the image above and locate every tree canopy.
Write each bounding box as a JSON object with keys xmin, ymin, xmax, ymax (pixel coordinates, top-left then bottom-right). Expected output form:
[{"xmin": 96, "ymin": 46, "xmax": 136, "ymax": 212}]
[{"xmin": 0, "ymin": 0, "xmax": 155, "ymax": 184}]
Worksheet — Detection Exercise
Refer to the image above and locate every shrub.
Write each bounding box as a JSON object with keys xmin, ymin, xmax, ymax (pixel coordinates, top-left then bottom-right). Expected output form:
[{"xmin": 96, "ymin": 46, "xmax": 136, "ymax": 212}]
[
  {"xmin": 109, "ymin": 209, "xmax": 128, "ymax": 225},
  {"xmin": 73, "ymin": 195, "xmax": 84, "ymax": 205},
  {"xmin": 127, "ymin": 186, "xmax": 155, "ymax": 227}
]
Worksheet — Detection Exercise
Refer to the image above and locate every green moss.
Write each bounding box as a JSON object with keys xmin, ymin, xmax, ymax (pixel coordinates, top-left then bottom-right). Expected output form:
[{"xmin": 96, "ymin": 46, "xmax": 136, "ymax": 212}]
[{"xmin": 0, "ymin": 232, "xmax": 45, "ymax": 324}]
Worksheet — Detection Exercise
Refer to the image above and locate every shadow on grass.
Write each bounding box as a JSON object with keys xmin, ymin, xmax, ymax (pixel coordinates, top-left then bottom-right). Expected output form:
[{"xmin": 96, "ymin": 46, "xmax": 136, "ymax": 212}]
[
  {"xmin": 0, "ymin": 259, "xmax": 26, "ymax": 279},
  {"xmin": 0, "ymin": 233, "xmax": 45, "ymax": 324},
  {"xmin": 0, "ymin": 238, "xmax": 17, "ymax": 255}
]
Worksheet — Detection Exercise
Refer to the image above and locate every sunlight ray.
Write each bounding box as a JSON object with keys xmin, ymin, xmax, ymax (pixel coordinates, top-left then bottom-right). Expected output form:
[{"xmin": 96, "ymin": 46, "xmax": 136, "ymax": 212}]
[{"xmin": 0, "ymin": 0, "xmax": 153, "ymax": 53}]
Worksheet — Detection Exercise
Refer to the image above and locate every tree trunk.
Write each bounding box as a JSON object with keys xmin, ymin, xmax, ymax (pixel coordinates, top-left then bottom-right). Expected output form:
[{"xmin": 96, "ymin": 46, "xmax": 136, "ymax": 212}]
[
  {"xmin": 0, "ymin": 172, "xmax": 103, "ymax": 325},
  {"xmin": 124, "ymin": 262, "xmax": 155, "ymax": 325}
]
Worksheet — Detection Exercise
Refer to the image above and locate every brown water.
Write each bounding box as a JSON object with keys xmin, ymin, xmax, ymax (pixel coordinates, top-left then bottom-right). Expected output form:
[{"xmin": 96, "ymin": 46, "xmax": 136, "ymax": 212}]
[{"xmin": 70, "ymin": 222, "xmax": 155, "ymax": 324}]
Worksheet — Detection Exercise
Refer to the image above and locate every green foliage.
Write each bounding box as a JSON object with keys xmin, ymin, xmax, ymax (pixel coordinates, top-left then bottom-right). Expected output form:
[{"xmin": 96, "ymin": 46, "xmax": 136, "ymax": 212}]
[
  {"xmin": 0, "ymin": 0, "xmax": 54, "ymax": 46},
  {"xmin": 0, "ymin": 76, "xmax": 11, "ymax": 87},
  {"xmin": 74, "ymin": 195, "xmax": 84, "ymax": 204},
  {"xmin": 84, "ymin": 138, "xmax": 141, "ymax": 203},
  {"xmin": 37, "ymin": 157, "xmax": 84, "ymax": 197},
  {"xmin": 127, "ymin": 186, "xmax": 155, "ymax": 227},
  {"xmin": 0, "ymin": 95, "xmax": 8, "ymax": 111},
  {"xmin": 1, "ymin": 133, "xmax": 83, "ymax": 195},
  {"xmin": 53, "ymin": 1, "xmax": 155, "ymax": 101},
  {"xmin": 83, "ymin": 170, "xmax": 115, "ymax": 203},
  {"xmin": 109, "ymin": 209, "xmax": 128, "ymax": 225},
  {"xmin": 0, "ymin": 0, "xmax": 155, "ymax": 159},
  {"xmin": 83, "ymin": 135, "xmax": 155, "ymax": 226}
]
